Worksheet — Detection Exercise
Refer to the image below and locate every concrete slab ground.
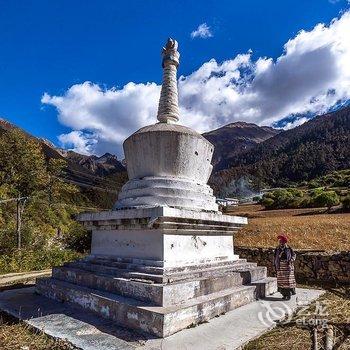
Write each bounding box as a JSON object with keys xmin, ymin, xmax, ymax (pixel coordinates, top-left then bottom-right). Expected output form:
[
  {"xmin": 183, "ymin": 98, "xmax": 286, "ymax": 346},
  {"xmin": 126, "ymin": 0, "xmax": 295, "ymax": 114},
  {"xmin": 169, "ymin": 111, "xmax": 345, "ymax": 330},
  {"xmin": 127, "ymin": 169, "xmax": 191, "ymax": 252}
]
[{"xmin": 0, "ymin": 286, "xmax": 324, "ymax": 350}]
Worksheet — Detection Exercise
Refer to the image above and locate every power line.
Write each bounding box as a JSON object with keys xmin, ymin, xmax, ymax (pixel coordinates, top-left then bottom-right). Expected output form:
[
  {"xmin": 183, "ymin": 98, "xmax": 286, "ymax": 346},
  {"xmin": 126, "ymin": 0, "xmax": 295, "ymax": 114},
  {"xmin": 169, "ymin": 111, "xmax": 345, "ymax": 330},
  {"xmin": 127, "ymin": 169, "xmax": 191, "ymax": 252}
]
[
  {"xmin": 0, "ymin": 196, "xmax": 108, "ymax": 210},
  {"xmin": 0, "ymin": 196, "xmax": 28, "ymax": 204}
]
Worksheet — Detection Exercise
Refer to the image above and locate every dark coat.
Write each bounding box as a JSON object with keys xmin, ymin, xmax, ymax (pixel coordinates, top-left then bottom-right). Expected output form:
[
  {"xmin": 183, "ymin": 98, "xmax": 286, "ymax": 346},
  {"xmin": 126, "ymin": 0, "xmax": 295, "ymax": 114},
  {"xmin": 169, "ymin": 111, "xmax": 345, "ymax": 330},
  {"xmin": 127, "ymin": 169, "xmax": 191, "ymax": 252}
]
[{"xmin": 274, "ymin": 245, "xmax": 296, "ymax": 270}]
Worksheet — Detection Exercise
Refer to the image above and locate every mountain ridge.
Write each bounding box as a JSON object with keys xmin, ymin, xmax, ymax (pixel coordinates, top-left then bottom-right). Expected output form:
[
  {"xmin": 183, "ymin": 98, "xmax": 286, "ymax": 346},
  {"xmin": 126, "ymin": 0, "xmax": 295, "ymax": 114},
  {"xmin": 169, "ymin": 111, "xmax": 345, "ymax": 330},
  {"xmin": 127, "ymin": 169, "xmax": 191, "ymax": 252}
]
[
  {"xmin": 203, "ymin": 121, "xmax": 280, "ymax": 169},
  {"xmin": 0, "ymin": 119, "xmax": 126, "ymax": 203}
]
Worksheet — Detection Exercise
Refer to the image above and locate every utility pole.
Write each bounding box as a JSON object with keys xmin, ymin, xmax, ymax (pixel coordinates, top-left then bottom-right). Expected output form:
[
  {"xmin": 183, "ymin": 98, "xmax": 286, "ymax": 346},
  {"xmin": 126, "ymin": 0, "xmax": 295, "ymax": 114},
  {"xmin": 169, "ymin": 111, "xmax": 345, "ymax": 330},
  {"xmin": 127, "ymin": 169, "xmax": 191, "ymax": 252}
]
[
  {"xmin": 325, "ymin": 325, "xmax": 334, "ymax": 350},
  {"xmin": 16, "ymin": 195, "xmax": 22, "ymax": 249},
  {"xmin": 0, "ymin": 196, "xmax": 29, "ymax": 249},
  {"xmin": 15, "ymin": 195, "xmax": 27, "ymax": 250},
  {"xmin": 312, "ymin": 327, "xmax": 318, "ymax": 350}
]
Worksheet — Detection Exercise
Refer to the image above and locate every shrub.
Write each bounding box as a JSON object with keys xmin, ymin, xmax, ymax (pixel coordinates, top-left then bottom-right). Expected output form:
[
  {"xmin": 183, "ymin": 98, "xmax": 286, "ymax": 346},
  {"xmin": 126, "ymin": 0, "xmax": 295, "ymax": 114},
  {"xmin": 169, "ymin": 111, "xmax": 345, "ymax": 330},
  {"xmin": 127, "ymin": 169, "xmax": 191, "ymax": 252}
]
[
  {"xmin": 0, "ymin": 248, "xmax": 82, "ymax": 274},
  {"xmin": 289, "ymin": 197, "xmax": 304, "ymax": 208},
  {"xmin": 261, "ymin": 189, "xmax": 302, "ymax": 209},
  {"xmin": 261, "ymin": 197, "xmax": 275, "ymax": 209},
  {"xmin": 62, "ymin": 221, "xmax": 91, "ymax": 253},
  {"xmin": 310, "ymin": 187, "xmax": 326, "ymax": 197},
  {"xmin": 260, "ymin": 178, "xmax": 347, "ymax": 210},
  {"xmin": 271, "ymin": 189, "xmax": 294, "ymax": 209},
  {"xmin": 288, "ymin": 188, "xmax": 303, "ymax": 197},
  {"xmin": 342, "ymin": 195, "xmax": 350, "ymax": 211},
  {"xmin": 313, "ymin": 191, "xmax": 340, "ymax": 209},
  {"xmin": 300, "ymin": 196, "xmax": 312, "ymax": 208}
]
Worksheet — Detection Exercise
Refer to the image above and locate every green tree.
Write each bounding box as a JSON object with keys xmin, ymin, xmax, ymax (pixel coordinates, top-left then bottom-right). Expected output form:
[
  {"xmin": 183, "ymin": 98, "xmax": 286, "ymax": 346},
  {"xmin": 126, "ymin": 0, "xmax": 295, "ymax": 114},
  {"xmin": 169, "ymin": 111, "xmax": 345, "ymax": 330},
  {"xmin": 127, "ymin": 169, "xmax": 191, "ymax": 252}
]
[
  {"xmin": 271, "ymin": 189, "xmax": 294, "ymax": 209},
  {"xmin": 310, "ymin": 187, "xmax": 326, "ymax": 197},
  {"xmin": 0, "ymin": 129, "xmax": 86, "ymax": 254},
  {"xmin": 46, "ymin": 158, "xmax": 79, "ymax": 204},
  {"xmin": 260, "ymin": 197, "xmax": 275, "ymax": 209},
  {"xmin": 314, "ymin": 191, "xmax": 340, "ymax": 209},
  {"xmin": 0, "ymin": 129, "xmax": 49, "ymax": 196}
]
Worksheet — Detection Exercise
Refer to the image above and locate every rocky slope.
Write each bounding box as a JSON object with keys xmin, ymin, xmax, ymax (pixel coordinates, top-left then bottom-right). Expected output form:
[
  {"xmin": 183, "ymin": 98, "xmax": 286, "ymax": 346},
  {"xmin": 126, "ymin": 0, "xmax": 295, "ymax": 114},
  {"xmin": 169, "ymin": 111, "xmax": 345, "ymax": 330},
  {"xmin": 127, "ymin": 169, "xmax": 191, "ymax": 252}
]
[{"xmin": 203, "ymin": 122, "xmax": 280, "ymax": 170}]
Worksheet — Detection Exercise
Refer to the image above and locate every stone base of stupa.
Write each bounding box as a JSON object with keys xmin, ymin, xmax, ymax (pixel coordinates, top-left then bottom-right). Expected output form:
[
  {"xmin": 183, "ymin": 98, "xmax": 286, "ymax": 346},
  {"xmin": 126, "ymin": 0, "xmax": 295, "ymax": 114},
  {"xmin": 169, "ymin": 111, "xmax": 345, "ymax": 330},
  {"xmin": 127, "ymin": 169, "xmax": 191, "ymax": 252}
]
[{"xmin": 36, "ymin": 207, "xmax": 277, "ymax": 337}]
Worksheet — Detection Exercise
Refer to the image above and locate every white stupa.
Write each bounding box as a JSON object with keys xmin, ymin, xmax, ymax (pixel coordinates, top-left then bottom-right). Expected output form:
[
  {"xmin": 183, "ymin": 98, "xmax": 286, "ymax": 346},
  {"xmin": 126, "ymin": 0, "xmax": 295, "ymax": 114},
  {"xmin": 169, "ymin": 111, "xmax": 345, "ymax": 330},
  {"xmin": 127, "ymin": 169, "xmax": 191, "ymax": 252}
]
[{"xmin": 36, "ymin": 38, "xmax": 276, "ymax": 338}]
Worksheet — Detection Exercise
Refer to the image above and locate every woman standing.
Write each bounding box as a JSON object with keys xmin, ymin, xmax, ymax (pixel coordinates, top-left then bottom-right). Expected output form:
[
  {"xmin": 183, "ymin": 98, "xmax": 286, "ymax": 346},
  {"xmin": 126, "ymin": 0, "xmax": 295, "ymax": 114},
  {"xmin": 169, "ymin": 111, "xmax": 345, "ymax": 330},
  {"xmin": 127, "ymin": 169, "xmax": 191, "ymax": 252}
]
[{"xmin": 274, "ymin": 234, "xmax": 296, "ymax": 300}]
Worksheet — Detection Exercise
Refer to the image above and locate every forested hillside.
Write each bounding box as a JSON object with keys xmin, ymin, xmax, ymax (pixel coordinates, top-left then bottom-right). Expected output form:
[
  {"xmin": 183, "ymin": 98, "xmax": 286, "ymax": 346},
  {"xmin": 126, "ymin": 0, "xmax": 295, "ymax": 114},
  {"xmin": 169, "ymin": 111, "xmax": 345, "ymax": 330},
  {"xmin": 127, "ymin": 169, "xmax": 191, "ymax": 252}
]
[
  {"xmin": 0, "ymin": 119, "xmax": 127, "ymax": 209},
  {"xmin": 0, "ymin": 126, "xmax": 123, "ymax": 272},
  {"xmin": 210, "ymin": 106, "xmax": 350, "ymax": 194}
]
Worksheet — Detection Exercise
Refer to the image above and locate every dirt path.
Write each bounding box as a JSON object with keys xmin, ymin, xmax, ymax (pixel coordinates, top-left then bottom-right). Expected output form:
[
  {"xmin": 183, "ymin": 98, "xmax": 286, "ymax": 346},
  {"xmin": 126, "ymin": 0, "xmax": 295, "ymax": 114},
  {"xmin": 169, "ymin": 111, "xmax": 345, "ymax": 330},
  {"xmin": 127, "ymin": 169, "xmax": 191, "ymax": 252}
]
[{"xmin": 0, "ymin": 270, "xmax": 51, "ymax": 288}]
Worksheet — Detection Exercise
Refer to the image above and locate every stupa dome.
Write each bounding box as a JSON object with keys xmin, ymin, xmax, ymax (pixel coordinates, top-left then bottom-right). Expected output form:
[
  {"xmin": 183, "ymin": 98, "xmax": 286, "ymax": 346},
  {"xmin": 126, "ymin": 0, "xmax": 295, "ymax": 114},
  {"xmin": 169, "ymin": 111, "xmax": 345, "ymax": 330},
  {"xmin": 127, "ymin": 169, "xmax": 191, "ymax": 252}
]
[{"xmin": 124, "ymin": 123, "xmax": 214, "ymax": 183}]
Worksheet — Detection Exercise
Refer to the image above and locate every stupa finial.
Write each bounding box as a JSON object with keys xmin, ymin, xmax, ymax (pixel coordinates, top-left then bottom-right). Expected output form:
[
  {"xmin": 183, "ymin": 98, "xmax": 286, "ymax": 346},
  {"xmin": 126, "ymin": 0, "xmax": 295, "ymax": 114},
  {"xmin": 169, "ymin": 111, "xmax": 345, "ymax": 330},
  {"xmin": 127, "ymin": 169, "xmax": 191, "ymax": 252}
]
[
  {"xmin": 161, "ymin": 38, "xmax": 180, "ymax": 67},
  {"xmin": 157, "ymin": 38, "xmax": 180, "ymax": 123}
]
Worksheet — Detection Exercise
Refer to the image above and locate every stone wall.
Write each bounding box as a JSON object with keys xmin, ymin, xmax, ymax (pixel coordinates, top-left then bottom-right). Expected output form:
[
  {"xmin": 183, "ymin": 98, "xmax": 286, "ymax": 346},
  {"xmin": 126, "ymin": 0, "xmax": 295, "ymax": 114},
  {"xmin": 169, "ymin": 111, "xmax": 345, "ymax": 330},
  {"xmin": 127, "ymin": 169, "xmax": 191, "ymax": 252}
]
[{"xmin": 235, "ymin": 246, "xmax": 350, "ymax": 285}]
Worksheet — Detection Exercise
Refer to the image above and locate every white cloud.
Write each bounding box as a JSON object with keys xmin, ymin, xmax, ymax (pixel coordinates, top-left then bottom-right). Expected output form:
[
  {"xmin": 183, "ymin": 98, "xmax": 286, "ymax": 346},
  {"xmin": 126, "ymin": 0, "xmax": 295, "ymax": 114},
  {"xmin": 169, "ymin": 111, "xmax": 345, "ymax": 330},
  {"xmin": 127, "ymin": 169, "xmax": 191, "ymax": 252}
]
[
  {"xmin": 42, "ymin": 82, "xmax": 160, "ymax": 156},
  {"xmin": 42, "ymin": 11, "xmax": 350, "ymax": 157},
  {"xmin": 191, "ymin": 23, "xmax": 213, "ymax": 39},
  {"xmin": 280, "ymin": 117, "xmax": 309, "ymax": 130},
  {"xmin": 58, "ymin": 130, "xmax": 97, "ymax": 155}
]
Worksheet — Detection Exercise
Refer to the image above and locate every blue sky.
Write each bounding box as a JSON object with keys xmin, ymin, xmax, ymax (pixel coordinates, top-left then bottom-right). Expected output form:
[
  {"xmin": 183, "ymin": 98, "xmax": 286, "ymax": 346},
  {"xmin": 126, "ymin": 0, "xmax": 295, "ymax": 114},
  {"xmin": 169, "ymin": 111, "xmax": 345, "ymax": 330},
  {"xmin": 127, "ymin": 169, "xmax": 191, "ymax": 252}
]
[{"xmin": 0, "ymin": 0, "xmax": 349, "ymax": 156}]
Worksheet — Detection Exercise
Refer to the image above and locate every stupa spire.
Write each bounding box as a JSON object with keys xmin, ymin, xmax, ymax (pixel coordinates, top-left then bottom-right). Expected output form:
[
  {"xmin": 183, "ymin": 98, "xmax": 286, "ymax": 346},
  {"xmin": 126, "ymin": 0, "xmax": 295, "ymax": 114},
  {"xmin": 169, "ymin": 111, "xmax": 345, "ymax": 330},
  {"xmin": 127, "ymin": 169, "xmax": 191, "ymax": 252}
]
[{"xmin": 157, "ymin": 38, "xmax": 180, "ymax": 123}]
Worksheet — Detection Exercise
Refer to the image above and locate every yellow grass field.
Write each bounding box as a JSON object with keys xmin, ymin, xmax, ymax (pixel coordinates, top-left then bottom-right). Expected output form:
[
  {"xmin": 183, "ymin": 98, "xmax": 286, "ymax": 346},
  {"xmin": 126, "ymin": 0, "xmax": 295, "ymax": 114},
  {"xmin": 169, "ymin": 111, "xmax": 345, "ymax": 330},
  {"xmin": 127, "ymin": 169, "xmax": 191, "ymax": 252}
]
[{"xmin": 229, "ymin": 204, "xmax": 350, "ymax": 251}]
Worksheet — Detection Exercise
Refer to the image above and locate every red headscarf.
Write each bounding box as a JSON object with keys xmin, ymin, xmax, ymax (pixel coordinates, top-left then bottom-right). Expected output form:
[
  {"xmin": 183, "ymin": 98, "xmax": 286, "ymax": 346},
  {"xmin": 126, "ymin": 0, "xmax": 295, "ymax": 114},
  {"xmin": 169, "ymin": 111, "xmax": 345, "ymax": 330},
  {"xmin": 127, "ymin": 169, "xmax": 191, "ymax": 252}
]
[{"xmin": 277, "ymin": 234, "xmax": 288, "ymax": 244}]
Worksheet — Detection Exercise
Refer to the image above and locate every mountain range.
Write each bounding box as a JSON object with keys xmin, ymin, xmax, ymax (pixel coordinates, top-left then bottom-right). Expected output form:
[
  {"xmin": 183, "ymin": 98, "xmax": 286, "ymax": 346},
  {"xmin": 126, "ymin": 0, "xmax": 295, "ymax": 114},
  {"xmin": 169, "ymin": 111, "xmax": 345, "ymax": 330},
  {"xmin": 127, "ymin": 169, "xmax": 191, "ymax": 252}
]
[
  {"xmin": 0, "ymin": 119, "xmax": 125, "ymax": 183},
  {"xmin": 1, "ymin": 105, "xmax": 349, "ymax": 200},
  {"xmin": 208, "ymin": 106, "xmax": 350, "ymax": 196}
]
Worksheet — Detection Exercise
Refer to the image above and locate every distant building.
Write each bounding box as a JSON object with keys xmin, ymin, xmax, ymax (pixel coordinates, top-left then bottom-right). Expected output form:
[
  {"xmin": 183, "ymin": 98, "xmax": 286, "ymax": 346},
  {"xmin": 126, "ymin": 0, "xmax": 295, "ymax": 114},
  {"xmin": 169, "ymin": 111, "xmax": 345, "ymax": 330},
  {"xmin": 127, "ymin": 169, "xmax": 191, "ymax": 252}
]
[{"xmin": 216, "ymin": 197, "xmax": 239, "ymax": 207}]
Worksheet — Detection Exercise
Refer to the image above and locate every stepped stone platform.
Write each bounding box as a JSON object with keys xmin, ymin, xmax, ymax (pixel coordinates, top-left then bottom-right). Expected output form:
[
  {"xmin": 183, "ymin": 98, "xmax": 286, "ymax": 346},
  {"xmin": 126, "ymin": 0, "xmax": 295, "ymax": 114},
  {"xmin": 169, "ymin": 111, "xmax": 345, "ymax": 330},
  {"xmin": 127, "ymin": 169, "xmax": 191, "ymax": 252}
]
[
  {"xmin": 0, "ymin": 286, "xmax": 325, "ymax": 350},
  {"xmin": 37, "ymin": 254, "xmax": 277, "ymax": 337}
]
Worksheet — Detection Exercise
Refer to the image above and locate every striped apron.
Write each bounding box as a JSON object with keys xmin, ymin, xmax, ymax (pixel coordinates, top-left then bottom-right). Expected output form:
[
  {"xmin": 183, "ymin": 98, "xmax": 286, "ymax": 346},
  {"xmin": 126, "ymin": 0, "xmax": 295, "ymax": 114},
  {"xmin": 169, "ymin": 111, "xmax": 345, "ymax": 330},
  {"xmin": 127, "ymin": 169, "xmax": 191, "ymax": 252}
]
[{"xmin": 277, "ymin": 260, "xmax": 296, "ymax": 289}]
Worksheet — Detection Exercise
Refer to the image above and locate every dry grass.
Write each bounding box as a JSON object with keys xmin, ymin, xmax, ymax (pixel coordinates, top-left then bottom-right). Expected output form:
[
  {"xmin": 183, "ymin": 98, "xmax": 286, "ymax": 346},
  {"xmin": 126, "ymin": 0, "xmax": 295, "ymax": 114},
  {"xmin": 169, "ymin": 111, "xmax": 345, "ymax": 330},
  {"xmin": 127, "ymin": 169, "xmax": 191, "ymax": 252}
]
[
  {"xmin": 229, "ymin": 204, "xmax": 350, "ymax": 250},
  {"xmin": 0, "ymin": 314, "xmax": 75, "ymax": 350},
  {"xmin": 244, "ymin": 288, "xmax": 350, "ymax": 350},
  {"xmin": 308, "ymin": 288, "xmax": 350, "ymax": 325},
  {"xmin": 244, "ymin": 325, "xmax": 312, "ymax": 350}
]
